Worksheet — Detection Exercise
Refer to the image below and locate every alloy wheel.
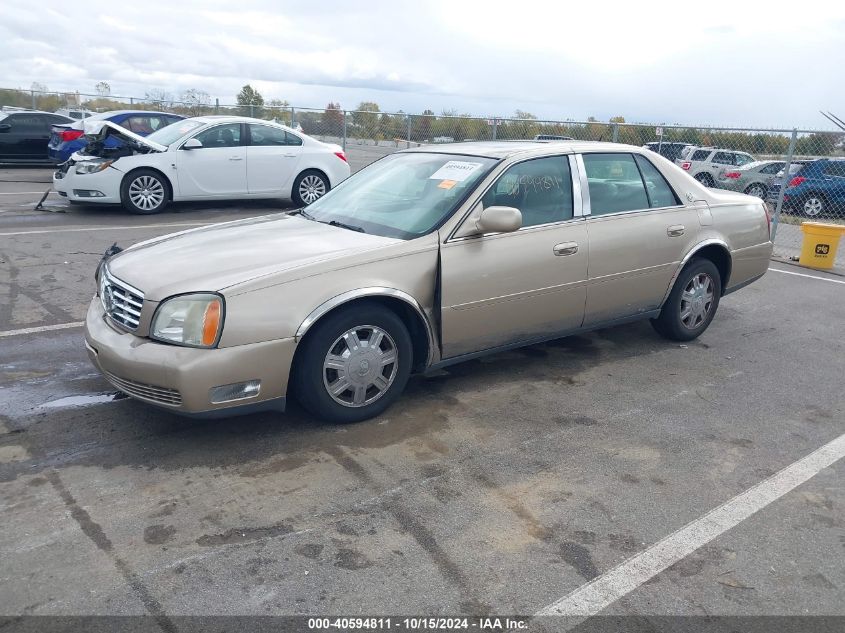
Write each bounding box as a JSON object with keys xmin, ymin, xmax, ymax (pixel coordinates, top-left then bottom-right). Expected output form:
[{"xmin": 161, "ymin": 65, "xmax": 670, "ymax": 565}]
[
  {"xmin": 299, "ymin": 174, "xmax": 327, "ymax": 204},
  {"xmin": 803, "ymin": 197, "xmax": 823, "ymax": 217},
  {"xmin": 128, "ymin": 175, "xmax": 165, "ymax": 211}
]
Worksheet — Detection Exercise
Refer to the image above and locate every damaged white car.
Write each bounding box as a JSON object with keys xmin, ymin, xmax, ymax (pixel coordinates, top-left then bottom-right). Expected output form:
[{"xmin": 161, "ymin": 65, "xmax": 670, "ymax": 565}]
[{"xmin": 52, "ymin": 116, "xmax": 351, "ymax": 214}]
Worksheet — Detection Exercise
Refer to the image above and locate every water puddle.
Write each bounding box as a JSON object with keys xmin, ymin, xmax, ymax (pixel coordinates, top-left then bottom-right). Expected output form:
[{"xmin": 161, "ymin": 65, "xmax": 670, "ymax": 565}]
[{"xmin": 40, "ymin": 392, "xmax": 127, "ymax": 409}]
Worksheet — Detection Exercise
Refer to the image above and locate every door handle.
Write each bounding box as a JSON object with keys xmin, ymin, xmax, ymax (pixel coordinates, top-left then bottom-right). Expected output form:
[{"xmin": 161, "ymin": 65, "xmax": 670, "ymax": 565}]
[
  {"xmin": 229, "ymin": 156, "xmax": 244, "ymax": 161},
  {"xmin": 553, "ymin": 242, "xmax": 578, "ymax": 256},
  {"xmin": 667, "ymin": 225, "xmax": 685, "ymax": 237},
  {"xmin": 283, "ymin": 153, "xmax": 297, "ymax": 158}
]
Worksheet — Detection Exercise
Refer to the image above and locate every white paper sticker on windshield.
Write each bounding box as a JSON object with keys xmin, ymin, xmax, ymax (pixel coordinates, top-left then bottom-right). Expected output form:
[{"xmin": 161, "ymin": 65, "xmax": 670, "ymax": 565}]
[{"xmin": 429, "ymin": 161, "xmax": 483, "ymax": 182}]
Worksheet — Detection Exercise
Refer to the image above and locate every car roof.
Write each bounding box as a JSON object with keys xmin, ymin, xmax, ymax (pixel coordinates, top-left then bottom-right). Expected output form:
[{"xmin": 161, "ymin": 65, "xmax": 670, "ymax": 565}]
[
  {"xmin": 88, "ymin": 110, "xmax": 181, "ymax": 119},
  {"xmin": 403, "ymin": 140, "xmax": 629, "ymax": 159}
]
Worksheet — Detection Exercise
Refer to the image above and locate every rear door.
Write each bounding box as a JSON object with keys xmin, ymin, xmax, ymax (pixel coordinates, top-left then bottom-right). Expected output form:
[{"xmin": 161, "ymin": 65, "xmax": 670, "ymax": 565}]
[
  {"xmin": 581, "ymin": 152, "xmax": 699, "ymax": 325},
  {"xmin": 175, "ymin": 123, "xmax": 248, "ymax": 197},
  {"xmin": 821, "ymin": 161, "xmax": 845, "ymax": 210},
  {"xmin": 245, "ymin": 123, "xmax": 303, "ymax": 194}
]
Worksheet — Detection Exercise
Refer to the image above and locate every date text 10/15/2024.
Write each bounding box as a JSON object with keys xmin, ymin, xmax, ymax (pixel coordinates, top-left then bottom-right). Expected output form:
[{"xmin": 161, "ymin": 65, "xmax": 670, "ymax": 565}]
[{"xmin": 307, "ymin": 617, "xmax": 530, "ymax": 630}]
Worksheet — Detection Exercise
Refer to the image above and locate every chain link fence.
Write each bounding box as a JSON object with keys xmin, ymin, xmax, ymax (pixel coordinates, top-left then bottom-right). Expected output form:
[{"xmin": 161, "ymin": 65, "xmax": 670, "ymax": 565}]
[{"xmin": 3, "ymin": 87, "xmax": 844, "ymax": 272}]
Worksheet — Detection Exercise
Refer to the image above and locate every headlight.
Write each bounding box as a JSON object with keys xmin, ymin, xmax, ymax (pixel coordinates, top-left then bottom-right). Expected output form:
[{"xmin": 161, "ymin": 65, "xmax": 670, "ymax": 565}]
[
  {"xmin": 151, "ymin": 294, "xmax": 224, "ymax": 348},
  {"xmin": 75, "ymin": 159, "xmax": 114, "ymax": 175}
]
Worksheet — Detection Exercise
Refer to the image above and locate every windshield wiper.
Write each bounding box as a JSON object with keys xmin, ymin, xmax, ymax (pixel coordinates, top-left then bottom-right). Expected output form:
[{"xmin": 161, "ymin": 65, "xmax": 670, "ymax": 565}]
[
  {"xmin": 326, "ymin": 220, "xmax": 366, "ymax": 233},
  {"xmin": 292, "ymin": 208, "xmax": 317, "ymax": 221}
]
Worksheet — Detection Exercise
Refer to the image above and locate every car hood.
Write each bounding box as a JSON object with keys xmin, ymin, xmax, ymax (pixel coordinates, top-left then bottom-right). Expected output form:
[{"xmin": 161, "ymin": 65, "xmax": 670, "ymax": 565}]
[
  {"xmin": 82, "ymin": 120, "xmax": 167, "ymax": 152},
  {"xmin": 106, "ymin": 214, "xmax": 400, "ymax": 301}
]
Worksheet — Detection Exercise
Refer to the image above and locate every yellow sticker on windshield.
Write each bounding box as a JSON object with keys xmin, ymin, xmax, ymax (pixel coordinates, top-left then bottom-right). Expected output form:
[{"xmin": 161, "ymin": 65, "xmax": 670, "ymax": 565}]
[{"xmin": 438, "ymin": 180, "xmax": 457, "ymax": 189}]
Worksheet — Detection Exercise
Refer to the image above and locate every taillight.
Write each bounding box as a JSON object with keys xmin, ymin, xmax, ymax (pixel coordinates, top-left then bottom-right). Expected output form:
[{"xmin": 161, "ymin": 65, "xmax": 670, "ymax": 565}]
[
  {"xmin": 59, "ymin": 129, "xmax": 84, "ymax": 142},
  {"xmin": 681, "ymin": 161, "xmax": 691, "ymax": 170},
  {"xmin": 724, "ymin": 171, "xmax": 741, "ymax": 179},
  {"xmin": 334, "ymin": 151, "xmax": 348, "ymax": 163},
  {"xmin": 787, "ymin": 176, "xmax": 806, "ymax": 188}
]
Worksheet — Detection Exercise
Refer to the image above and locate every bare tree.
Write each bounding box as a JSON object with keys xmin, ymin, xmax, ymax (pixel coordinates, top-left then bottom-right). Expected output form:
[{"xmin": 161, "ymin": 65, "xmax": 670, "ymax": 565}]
[{"xmin": 95, "ymin": 81, "xmax": 111, "ymax": 97}]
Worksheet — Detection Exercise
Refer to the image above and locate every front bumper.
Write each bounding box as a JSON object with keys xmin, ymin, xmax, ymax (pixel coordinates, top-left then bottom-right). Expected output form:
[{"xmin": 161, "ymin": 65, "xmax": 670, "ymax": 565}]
[
  {"xmin": 52, "ymin": 167, "xmax": 122, "ymax": 204},
  {"xmin": 84, "ymin": 298, "xmax": 295, "ymax": 417}
]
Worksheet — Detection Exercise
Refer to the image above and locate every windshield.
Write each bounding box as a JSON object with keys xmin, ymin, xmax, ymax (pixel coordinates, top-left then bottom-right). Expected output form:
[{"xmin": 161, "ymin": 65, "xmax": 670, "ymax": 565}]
[
  {"xmin": 145, "ymin": 120, "xmax": 205, "ymax": 147},
  {"xmin": 302, "ymin": 152, "xmax": 498, "ymax": 239}
]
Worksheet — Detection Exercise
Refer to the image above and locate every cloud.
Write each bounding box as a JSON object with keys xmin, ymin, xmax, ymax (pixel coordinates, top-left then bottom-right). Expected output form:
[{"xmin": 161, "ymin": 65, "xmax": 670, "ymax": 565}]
[{"xmin": 1, "ymin": 0, "xmax": 844, "ymax": 128}]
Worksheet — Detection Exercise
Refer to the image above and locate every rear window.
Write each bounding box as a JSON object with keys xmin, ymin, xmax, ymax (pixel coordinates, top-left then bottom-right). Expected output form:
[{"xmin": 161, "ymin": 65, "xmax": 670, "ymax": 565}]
[{"xmin": 823, "ymin": 162, "xmax": 845, "ymax": 178}]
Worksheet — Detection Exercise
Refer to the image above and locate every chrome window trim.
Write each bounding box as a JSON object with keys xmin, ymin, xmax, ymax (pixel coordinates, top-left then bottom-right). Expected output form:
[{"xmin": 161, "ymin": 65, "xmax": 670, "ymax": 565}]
[
  {"xmin": 445, "ymin": 216, "xmax": 586, "ymax": 244},
  {"xmin": 569, "ymin": 154, "xmax": 585, "ymax": 217},
  {"xmin": 574, "ymin": 153, "xmax": 591, "ymax": 216},
  {"xmin": 295, "ymin": 287, "xmax": 436, "ymax": 367},
  {"xmin": 446, "ymin": 153, "xmax": 576, "ymax": 243}
]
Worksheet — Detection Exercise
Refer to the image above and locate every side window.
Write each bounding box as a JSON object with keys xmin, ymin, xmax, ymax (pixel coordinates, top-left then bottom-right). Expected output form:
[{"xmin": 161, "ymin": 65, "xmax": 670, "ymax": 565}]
[
  {"xmin": 735, "ymin": 153, "xmax": 754, "ymax": 166},
  {"xmin": 583, "ymin": 153, "xmax": 649, "ymax": 215},
  {"xmin": 691, "ymin": 149, "xmax": 711, "ymax": 161},
  {"xmin": 248, "ymin": 124, "xmax": 288, "ymax": 146},
  {"xmin": 712, "ymin": 152, "xmax": 734, "ymax": 165},
  {"xmin": 760, "ymin": 162, "xmax": 782, "ymax": 175},
  {"xmin": 481, "ymin": 156, "xmax": 573, "ymax": 228},
  {"xmin": 634, "ymin": 155, "xmax": 681, "ymax": 208},
  {"xmin": 10, "ymin": 115, "xmax": 45, "ymax": 132},
  {"xmin": 285, "ymin": 131, "xmax": 303, "ymax": 146},
  {"xmin": 823, "ymin": 162, "xmax": 845, "ymax": 178},
  {"xmin": 125, "ymin": 116, "xmax": 156, "ymax": 134},
  {"xmin": 192, "ymin": 123, "xmax": 242, "ymax": 148}
]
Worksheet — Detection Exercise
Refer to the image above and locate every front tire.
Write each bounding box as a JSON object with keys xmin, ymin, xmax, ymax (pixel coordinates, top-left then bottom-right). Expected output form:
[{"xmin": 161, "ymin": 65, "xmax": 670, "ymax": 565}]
[
  {"xmin": 293, "ymin": 304, "xmax": 413, "ymax": 423},
  {"xmin": 651, "ymin": 258, "xmax": 721, "ymax": 341},
  {"xmin": 121, "ymin": 169, "xmax": 170, "ymax": 215},
  {"xmin": 292, "ymin": 170, "xmax": 330, "ymax": 207}
]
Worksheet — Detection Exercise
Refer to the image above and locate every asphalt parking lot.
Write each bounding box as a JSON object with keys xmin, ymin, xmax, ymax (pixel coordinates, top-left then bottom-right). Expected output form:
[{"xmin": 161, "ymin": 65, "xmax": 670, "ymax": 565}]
[{"xmin": 1, "ymin": 167, "xmax": 843, "ymax": 628}]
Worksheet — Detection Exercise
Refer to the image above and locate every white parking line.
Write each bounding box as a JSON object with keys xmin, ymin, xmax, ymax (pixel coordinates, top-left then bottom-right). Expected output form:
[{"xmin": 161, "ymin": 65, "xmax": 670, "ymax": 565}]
[
  {"xmin": 0, "ymin": 322, "xmax": 84, "ymax": 338},
  {"xmin": 769, "ymin": 267, "xmax": 845, "ymax": 285},
  {"xmin": 536, "ymin": 432, "xmax": 845, "ymax": 617},
  {"xmin": 0, "ymin": 222, "xmax": 210, "ymax": 237}
]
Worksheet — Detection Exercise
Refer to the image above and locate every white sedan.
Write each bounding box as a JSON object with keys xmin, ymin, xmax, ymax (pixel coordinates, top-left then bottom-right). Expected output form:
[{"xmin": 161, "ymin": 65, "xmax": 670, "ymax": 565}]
[{"xmin": 53, "ymin": 116, "xmax": 351, "ymax": 214}]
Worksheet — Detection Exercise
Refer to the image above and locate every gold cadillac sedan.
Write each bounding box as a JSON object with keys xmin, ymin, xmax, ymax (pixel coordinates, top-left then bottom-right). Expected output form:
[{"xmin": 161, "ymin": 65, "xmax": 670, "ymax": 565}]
[{"xmin": 85, "ymin": 141, "xmax": 773, "ymax": 423}]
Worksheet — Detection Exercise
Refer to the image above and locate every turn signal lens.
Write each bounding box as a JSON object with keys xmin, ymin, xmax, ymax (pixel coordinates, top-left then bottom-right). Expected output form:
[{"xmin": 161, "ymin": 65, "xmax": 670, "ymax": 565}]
[{"xmin": 202, "ymin": 299, "xmax": 222, "ymax": 346}]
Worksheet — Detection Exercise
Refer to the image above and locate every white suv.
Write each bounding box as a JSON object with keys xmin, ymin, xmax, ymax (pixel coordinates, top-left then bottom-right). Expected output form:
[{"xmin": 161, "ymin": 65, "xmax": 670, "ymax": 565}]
[{"xmin": 677, "ymin": 147, "xmax": 756, "ymax": 187}]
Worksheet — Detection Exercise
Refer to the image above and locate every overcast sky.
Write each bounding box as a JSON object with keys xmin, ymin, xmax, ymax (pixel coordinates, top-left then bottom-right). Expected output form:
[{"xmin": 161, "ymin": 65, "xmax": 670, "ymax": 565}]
[{"xmin": 2, "ymin": 0, "xmax": 844, "ymax": 128}]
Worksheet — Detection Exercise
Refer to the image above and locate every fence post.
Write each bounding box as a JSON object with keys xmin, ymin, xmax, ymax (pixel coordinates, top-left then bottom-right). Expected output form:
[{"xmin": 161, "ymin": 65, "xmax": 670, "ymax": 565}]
[
  {"xmin": 215, "ymin": 98, "xmax": 219, "ymax": 114},
  {"xmin": 291, "ymin": 107, "xmax": 296, "ymax": 128},
  {"xmin": 130, "ymin": 97, "xmax": 134, "ymax": 105},
  {"xmin": 342, "ymin": 111, "xmax": 347, "ymax": 152},
  {"xmin": 492, "ymin": 118, "xmax": 497, "ymax": 141},
  {"xmin": 31, "ymin": 90, "xmax": 36, "ymax": 109},
  {"xmin": 771, "ymin": 128, "xmax": 797, "ymax": 242},
  {"xmin": 250, "ymin": 103, "xmax": 254, "ymax": 118},
  {"xmin": 611, "ymin": 122, "xmax": 619, "ymax": 143},
  {"xmin": 407, "ymin": 114, "xmax": 412, "ymax": 148}
]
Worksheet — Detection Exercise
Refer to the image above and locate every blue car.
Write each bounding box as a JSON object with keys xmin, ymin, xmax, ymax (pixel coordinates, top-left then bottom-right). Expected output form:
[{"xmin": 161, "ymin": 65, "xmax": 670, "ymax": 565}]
[
  {"xmin": 770, "ymin": 158, "xmax": 845, "ymax": 219},
  {"xmin": 47, "ymin": 110, "xmax": 185, "ymax": 163}
]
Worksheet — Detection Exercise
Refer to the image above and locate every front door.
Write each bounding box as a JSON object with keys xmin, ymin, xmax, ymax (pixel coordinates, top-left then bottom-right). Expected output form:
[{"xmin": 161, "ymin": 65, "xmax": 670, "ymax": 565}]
[
  {"xmin": 580, "ymin": 152, "xmax": 699, "ymax": 325},
  {"xmin": 440, "ymin": 155, "xmax": 588, "ymax": 359},
  {"xmin": 175, "ymin": 123, "xmax": 248, "ymax": 197}
]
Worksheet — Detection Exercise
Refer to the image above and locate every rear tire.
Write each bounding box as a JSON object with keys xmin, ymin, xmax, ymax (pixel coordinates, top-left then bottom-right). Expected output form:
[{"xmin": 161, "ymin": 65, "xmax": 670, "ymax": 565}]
[
  {"xmin": 651, "ymin": 258, "xmax": 721, "ymax": 342},
  {"xmin": 744, "ymin": 183, "xmax": 767, "ymax": 199},
  {"xmin": 799, "ymin": 194, "xmax": 826, "ymax": 218},
  {"xmin": 695, "ymin": 173, "xmax": 715, "ymax": 187},
  {"xmin": 121, "ymin": 169, "xmax": 170, "ymax": 215},
  {"xmin": 293, "ymin": 304, "xmax": 413, "ymax": 423},
  {"xmin": 292, "ymin": 170, "xmax": 330, "ymax": 207}
]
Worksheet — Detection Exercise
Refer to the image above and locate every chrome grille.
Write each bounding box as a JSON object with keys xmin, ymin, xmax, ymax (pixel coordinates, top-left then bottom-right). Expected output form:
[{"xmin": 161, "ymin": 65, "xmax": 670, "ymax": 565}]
[
  {"xmin": 101, "ymin": 270, "xmax": 144, "ymax": 331},
  {"xmin": 104, "ymin": 371, "xmax": 182, "ymax": 407}
]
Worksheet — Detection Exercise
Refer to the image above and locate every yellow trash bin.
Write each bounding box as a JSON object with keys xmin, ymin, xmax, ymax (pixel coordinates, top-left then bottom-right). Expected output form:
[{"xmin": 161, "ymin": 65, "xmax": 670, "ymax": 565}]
[{"xmin": 799, "ymin": 222, "xmax": 845, "ymax": 270}]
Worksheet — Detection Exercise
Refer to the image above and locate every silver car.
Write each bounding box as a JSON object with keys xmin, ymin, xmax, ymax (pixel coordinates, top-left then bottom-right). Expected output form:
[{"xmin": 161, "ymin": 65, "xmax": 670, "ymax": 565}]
[{"xmin": 715, "ymin": 160, "xmax": 787, "ymax": 199}]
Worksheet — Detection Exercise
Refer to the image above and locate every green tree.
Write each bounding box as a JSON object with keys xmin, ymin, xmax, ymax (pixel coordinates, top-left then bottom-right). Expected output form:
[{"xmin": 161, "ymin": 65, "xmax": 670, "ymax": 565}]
[
  {"xmin": 323, "ymin": 102, "xmax": 344, "ymax": 136},
  {"xmin": 237, "ymin": 84, "xmax": 264, "ymax": 117},
  {"xmin": 352, "ymin": 101, "xmax": 380, "ymax": 139},
  {"xmin": 412, "ymin": 109, "xmax": 435, "ymax": 141}
]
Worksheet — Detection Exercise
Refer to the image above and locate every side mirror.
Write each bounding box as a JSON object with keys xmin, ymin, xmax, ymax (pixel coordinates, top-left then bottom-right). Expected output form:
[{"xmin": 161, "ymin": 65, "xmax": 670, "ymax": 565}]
[
  {"xmin": 476, "ymin": 205, "xmax": 522, "ymax": 234},
  {"xmin": 0, "ymin": 123, "xmax": 11, "ymax": 133},
  {"xmin": 182, "ymin": 138, "xmax": 202, "ymax": 150}
]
